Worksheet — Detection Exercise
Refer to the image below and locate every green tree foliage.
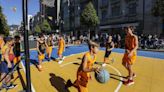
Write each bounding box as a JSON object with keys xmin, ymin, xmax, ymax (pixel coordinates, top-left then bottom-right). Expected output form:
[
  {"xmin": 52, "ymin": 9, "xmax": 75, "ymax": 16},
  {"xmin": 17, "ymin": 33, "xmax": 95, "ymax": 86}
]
[
  {"xmin": 0, "ymin": 6, "xmax": 9, "ymax": 36},
  {"xmin": 80, "ymin": 2, "xmax": 99, "ymax": 28},
  {"xmin": 34, "ymin": 25, "xmax": 41, "ymax": 34},
  {"xmin": 40, "ymin": 19, "xmax": 51, "ymax": 33},
  {"xmin": 80, "ymin": 2, "xmax": 99, "ymax": 39},
  {"xmin": 152, "ymin": 0, "xmax": 164, "ymax": 35},
  {"xmin": 152, "ymin": 0, "xmax": 164, "ymax": 17}
]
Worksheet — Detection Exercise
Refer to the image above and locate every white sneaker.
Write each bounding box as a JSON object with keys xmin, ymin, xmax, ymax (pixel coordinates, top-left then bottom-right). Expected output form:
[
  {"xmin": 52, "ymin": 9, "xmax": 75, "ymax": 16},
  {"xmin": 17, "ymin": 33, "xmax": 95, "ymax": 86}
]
[
  {"xmin": 6, "ymin": 84, "xmax": 17, "ymax": 90},
  {"xmin": 58, "ymin": 60, "xmax": 64, "ymax": 64},
  {"xmin": 62, "ymin": 56, "xmax": 66, "ymax": 60}
]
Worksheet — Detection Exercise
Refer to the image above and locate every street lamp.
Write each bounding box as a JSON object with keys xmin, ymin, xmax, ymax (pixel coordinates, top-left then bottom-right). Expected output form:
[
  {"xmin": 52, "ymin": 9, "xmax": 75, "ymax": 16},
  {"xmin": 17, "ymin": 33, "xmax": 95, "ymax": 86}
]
[{"xmin": 22, "ymin": 0, "xmax": 31, "ymax": 92}]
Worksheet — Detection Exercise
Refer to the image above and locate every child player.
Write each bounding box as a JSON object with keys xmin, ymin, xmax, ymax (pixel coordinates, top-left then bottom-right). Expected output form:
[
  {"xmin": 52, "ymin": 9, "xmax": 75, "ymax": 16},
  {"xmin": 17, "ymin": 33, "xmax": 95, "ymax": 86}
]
[
  {"xmin": 122, "ymin": 26, "xmax": 138, "ymax": 86},
  {"xmin": 102, "ymin": 35, "xmax": 114, "ymax": 67},
  {"xmin": 66, "ymin": 40, "xmax": 100, "ymax": 92},
  {"xmin": 37, "ymin": 34, "xmax": 47, "ymax": 71},
  {"xmin": 46, "ymin": 34, "xmax": 53, "ymax": 61},
  {"xmin": 57, "ymin": 35, "xmax": 65, "ymax": 64}
]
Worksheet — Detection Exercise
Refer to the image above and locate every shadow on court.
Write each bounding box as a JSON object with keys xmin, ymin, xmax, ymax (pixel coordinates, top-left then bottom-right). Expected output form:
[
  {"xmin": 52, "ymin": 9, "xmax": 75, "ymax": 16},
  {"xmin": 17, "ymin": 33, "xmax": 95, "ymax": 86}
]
[
  {"xmin": 73, "ymin": 63, "xmax": 80, "ymax": 66},
  {"xmin": 94, "ymin": 62, "xmax": 110, "ymax": 65},
  {"xmin": 30, "ymin": 59, "xmax": 38, "ymax": 66},
  {"xmin": 51, "ymin": 57, "xmax": 58, "ymax": 61},
  {"xmin": 110, "ymin": 73, "xmax": 127, "ymax": 82},
  {"xmin": 110, "ymin": 76, "xmax": 123, "ymax": 82},
  {"xmin": 110, "ymin": 73, "xmax": 126, "ymax": 79},
  {"xmin": 0, "ymin": 64, "xmax": 26, "ymax": 91},
  {"xmin": 17, "ymin": 68, "xmax": 26, "ymax": 90},
  {"xmin": 77, "ymin": 57, "xmax": 82, "ymax": 60},
  {"xmin": 49, "ymin": 73, "xmax": 70, "ymax": 92}
]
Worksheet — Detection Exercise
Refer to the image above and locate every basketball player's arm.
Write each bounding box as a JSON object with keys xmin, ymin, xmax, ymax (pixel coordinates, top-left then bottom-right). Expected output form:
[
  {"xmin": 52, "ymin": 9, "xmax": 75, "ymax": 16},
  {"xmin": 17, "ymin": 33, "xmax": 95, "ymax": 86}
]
[
  {"xmin": 37, "ymin": 41, "xmax": 41, "ymax": 55},
  {"xmin": 51, "ymin": 39, "xmax": 54, "ymax": 46},
  {"xmin": 10, "ymin": 46, "xmax": 14, "ymax": 53},
  {"xmin": 63, "ymin": 40, "xmax": 65, "ymax": 51},
  {"xmin": 129, "ymin": 36, "xmax": 138, "ymax": 55},
  {"xmin": 0, "ymin": 41, "xmax": 4, "ymax": 49},
  {"xmin": 4, "ymin": 48, "xmax": 12, "ymax": 68},
  {"xmin": 58, "ymin": 40, "xmax": 60, "ymax": 49},
  {"xmin": 82, "ymin": 55, "xmax": 98, "ymax": 73},
  {"xmin": 45, "ymin": 40, "xmax": 48, "ymax": 47}
]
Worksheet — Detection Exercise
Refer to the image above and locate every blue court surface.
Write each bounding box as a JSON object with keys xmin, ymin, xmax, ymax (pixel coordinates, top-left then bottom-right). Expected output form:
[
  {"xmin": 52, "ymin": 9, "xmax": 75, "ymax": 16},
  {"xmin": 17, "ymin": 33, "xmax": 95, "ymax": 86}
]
[{"xmin": 22, "ymin": 45, "xmax": 164, "ymax": 66}]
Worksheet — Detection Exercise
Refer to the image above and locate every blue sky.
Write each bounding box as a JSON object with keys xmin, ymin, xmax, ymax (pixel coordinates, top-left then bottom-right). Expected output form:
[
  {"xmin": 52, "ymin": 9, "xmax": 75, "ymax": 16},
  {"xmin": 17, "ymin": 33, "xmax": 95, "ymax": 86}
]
[{"xmin": 0, "ymin": 0, "xmax": 39, "ymax": 25}]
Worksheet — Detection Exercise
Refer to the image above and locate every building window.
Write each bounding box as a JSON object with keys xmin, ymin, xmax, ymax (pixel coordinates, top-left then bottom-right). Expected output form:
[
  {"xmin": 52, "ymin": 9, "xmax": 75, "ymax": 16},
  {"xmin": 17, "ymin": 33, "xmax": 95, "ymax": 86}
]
[
  {"xmin": 101, "ymin": 9, "xmax": 107, "ymax": 21},
  {"xmin": 63, "ymin": 6, "xmax": 69, "ymax": 18},
  {"xmin": 111, "ymin": 4, "xmax": 121, "ymax": 17},
  {"xmin": 127, "ymin": 2, "xmax": 137, "ymax": 15},
  {"xmin": 102, "ymin": 0, "xmax": 108, "ymax": 6}
]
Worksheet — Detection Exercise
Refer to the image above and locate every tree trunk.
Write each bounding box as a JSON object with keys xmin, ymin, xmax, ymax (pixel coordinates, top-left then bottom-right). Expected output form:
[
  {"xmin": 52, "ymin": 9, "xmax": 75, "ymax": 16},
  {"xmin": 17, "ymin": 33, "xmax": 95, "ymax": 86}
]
[{"xmin": 88, "ymin": 28, "xmax": 90, "ymax": 40}]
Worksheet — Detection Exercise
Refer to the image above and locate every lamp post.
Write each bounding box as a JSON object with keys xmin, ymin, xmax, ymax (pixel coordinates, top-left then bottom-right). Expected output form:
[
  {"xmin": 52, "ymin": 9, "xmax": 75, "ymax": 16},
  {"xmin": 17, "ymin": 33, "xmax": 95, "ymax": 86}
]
[{"xmin": 22, "ymin": 0, "xmax": 31, "ymax": 91}]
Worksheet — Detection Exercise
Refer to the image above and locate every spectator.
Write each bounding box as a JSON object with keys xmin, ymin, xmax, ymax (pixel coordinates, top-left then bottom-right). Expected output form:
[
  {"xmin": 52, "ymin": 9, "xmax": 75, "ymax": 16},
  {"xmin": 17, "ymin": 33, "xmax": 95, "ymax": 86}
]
[
  {"xmin": 117, "ymin": 34, "xmax": 121, "ymax": 48},
  {"xmin": 95, "ymin": 34, "xmax": 99, "ymax": 42}
]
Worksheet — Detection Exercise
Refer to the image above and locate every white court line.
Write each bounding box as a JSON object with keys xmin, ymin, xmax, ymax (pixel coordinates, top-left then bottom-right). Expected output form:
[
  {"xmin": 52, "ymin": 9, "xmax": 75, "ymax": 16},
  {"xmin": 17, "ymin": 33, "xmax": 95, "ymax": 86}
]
[
  {"xmin": 21, "ymin": 61, "xmax": 36, "ymax": 92},
  {"xmin": 60, "ymin": 60, "xmax": 123, "ymax": 92},
  {"xmin": 60, "ymin": 60, "xmax": 80, "ymax": 67},
  {"xmin": 107, "ymin": 65, "xmax": 123, "ymax": 92},
  {"xmin": 58, "ymin": 52, "xmax": 86, "ymax": 64}
]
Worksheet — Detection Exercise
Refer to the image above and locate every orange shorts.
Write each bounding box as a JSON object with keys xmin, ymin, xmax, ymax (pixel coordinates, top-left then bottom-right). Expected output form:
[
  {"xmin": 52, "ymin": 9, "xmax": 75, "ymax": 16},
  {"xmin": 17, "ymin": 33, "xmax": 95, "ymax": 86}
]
[
  {"xmin": 57, "ymin": 49, "xmax": 63, "ymax": 55},
  {"xmin": 74, "ymin": 71, "xmax": 89, "ymax": 92},
  {"xmin": 38, "ymin": 54, "xmax": 45, "ymax": 61},
  {"xmin": 122, "ymin": 51, "xmax": 137, "ymax": 65},
  {"xmin": 46, "ymin": 46, "xmax": 53, "ymax": 55},
  {"xmin": 13, "ymin": 56, "xmax": 21, "ymax": 64}
]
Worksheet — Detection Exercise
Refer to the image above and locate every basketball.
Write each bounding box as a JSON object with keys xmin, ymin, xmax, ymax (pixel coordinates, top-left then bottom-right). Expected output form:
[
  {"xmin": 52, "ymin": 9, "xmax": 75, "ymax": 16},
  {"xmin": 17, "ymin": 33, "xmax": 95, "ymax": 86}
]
[
  {"xmin": 95, "ymin": 68, "xmax": 110, "ymax": 83},
  {"xmin": 9, "ymin": 54, "xmax": 15, "ymax": 62}
]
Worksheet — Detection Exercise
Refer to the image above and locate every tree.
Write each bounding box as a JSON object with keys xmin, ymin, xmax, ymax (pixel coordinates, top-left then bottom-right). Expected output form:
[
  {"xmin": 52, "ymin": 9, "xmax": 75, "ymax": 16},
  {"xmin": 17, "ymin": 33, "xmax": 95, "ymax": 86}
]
[
  {"xmin": 40, "ymin": 19, "xmax": 51, "ymax": 33},
  {"xmin": 152, "ymin": 0, "xmax": 164, "ymax": 35},
  {"xmin": 34, "ymin": 25, "xmax": 41, "ymax": 35},
  {"xmin": 0, "ymin": 6, "xmax": 9, "ymax": 36},
  {"xmin": 80, "ymin": 1, "xmax": 100, "ymax": 39}
]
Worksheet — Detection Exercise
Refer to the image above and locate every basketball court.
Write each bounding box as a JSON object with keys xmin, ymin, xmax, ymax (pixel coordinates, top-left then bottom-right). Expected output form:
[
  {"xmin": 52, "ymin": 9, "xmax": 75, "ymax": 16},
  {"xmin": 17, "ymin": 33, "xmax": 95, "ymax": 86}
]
[{"xmin": 2, "ymin": 45, "xmax": 164, "ymax": 92}]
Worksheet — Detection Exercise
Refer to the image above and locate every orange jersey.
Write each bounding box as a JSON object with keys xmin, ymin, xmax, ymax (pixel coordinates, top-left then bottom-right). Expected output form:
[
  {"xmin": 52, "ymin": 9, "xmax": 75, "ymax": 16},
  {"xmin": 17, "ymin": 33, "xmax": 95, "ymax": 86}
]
[
  {"xmin": 58, "ymin": 39, "xmax": 64, "ymax": 49},
  {"xmin": 83, "ymin": 52, "xmax": 97, "ymax": 72},
  {"xmin": 1, "ymin": 45, "xmax": 8, "ymax": 61},
  {"xmin": 125, "ymin": 35, "xmax": 137, "ymax": 51},
  {"xmin": 123, "ymin": 35, "xmax": 137, "ymax": 65},
  {"xmin": 74, "ymin": 52, "xmax": 97, "ymax": 87},
  {"xmin": 0, "ymin": 39, "xmax": 4, "ymax": 49},
  {"xmin": 58, "ymin": 39, "xmax": 65, "ymax": 55},
  {"xmin": 1, "ymin": 45, "xmax": 15, "ymax": 62}
]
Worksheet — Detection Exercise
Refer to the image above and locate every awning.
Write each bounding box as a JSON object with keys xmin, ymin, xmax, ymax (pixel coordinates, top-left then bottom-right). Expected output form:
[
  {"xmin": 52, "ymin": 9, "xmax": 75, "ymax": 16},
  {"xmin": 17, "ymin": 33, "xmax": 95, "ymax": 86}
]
[{"xmin": 100, "ymin": 22, "xmax": 139, "ymax": 29}]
